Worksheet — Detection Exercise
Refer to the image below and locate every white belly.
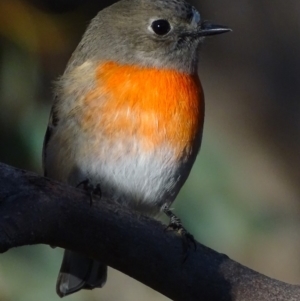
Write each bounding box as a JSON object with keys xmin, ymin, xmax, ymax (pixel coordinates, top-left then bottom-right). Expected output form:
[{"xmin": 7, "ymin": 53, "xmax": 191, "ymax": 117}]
[{"xmin": 73, "ymin": 138, "xmax": 192, "ymax": 215}]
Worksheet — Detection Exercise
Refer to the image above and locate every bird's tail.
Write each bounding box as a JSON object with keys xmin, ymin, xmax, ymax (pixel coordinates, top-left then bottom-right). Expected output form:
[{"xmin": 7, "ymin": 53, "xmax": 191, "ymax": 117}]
[{"xmin": 56, "ymin": 249, "xmax": 107, "ymax": 297}]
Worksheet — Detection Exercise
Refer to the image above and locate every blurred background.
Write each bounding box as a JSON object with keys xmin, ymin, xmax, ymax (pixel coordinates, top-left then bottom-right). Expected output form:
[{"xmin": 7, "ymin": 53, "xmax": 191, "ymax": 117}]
[{"xmin": 1, "ymin": 0, "xmax": 300, "ymax": 300}]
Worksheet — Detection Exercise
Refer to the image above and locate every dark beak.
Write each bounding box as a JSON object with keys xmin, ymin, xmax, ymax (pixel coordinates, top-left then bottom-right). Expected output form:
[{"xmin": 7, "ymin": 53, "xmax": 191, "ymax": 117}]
[{"xmin": 198, "ymin": 21, "xmax": 232, "ymax": 36}]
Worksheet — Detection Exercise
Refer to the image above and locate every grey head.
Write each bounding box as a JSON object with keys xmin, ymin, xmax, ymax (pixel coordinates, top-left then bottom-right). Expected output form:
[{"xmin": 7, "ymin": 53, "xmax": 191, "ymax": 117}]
[{"xmin": 67, "ymin": 0, "xmax": 231, "ymax": 74}]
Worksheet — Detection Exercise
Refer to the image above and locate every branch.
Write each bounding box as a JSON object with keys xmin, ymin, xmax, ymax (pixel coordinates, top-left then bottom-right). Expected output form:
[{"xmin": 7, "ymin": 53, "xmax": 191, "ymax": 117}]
[{"xmin": 0, "ymin": 162, "xmax": 299, "ymax": 301}]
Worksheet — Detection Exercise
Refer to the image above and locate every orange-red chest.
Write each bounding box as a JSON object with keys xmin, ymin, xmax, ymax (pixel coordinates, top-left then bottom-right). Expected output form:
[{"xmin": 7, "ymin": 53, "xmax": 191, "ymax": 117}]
[{"xmin": 82, "ymin": 62, "xmax": 204, "ymax": 159}]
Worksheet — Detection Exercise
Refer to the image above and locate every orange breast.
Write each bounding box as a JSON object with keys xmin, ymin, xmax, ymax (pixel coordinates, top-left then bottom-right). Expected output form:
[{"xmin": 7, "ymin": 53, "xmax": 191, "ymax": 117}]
[{"xmin": 81, "ymin": 61, "xmax": 204, "ymax": 158}]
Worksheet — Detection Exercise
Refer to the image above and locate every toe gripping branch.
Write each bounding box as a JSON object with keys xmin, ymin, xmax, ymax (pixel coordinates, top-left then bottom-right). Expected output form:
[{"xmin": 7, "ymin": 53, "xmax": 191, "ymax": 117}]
[
  {"xmin": 76, "ymin": 179, "xmax": 102, "ymax": 206},
  {"xmin": 162, "ymin": 204, "xmax": 197, "ymax": 261}
]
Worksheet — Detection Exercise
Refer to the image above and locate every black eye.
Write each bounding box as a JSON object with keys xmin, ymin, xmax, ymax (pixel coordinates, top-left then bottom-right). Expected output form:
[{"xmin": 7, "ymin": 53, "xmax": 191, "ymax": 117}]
[{"xmin": 151, "ymin": 19, "xmax": 171, "ymax": 35}]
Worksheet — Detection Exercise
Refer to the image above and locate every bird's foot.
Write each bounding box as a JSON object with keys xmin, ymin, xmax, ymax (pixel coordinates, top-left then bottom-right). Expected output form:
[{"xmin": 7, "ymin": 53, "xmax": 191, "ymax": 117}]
[
  {"xmin": 162, "ymin": 204, "xmax": 196, "ymax": 262},
  {"xmin": 76, "ymin": 179, "xmax": 102, "ymax": 206}
]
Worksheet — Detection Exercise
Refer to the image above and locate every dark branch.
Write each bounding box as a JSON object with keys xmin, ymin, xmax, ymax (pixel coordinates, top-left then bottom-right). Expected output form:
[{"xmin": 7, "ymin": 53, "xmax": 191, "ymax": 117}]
[{"xmin": 0, "ymin": 162, "xmax": 299, "ymax": 301}]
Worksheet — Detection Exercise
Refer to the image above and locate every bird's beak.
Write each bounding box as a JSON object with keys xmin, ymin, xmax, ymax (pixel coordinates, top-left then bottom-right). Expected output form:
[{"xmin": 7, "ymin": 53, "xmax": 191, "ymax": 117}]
[{"xmin": 198, "ymin": 21, "xmax": 232, "ymax": 36}]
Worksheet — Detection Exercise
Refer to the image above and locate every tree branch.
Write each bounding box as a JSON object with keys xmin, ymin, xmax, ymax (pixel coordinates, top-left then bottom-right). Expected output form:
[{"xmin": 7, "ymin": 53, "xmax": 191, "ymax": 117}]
[{"xmin": 0, "ymin": 162, "xmax": 299, "ymax": 300}]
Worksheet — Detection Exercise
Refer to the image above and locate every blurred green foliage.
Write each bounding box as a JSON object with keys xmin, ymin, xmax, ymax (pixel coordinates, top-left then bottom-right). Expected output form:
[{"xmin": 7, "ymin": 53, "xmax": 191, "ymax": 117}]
[{"xmin": 1, "ymin": 0, "xmax": 300, "ymax": 300}]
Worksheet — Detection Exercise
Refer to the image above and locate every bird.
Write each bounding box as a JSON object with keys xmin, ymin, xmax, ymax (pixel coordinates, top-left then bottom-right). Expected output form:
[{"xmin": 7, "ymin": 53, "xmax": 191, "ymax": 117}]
[{"xmin": 42, "ymin": 0, "xmax": 231, "ymax": 297}]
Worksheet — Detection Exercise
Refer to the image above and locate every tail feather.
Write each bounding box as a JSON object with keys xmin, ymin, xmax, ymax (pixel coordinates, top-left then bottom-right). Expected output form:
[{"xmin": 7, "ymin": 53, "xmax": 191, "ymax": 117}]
[{"xmin": 56, "ymin": 250, "xmax": 107, "ymax": 297}]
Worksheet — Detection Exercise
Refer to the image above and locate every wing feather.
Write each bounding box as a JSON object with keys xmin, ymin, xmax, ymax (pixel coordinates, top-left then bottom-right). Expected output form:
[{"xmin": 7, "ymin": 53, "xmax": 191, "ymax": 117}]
[{"xmin": 42, "ymin": 97, "xmax": 59, "ymax": 176}]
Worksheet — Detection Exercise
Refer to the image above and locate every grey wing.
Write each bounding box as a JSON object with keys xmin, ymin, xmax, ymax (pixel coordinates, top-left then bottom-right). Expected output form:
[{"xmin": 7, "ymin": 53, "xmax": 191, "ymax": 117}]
[
  {"xmin": 43, "ymin": 98, "xmax": 109, "ymax": 297},
  {"xmin": 42, "ymin": 97, "xmax": 60, "ymax": 177}
]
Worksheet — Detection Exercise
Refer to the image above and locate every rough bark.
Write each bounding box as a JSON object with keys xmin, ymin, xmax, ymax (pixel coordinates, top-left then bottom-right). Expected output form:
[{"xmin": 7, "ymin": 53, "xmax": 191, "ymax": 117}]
[{"xmin": 0, "ymin": 162, "xmax": 299, "ymax": 301}]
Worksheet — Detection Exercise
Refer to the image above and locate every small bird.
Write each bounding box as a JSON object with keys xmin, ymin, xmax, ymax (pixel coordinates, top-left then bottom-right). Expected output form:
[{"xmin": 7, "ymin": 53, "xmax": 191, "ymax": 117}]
[{"xmin": 43, "ymin": 0, "xmax": 230, "ymax": 297}]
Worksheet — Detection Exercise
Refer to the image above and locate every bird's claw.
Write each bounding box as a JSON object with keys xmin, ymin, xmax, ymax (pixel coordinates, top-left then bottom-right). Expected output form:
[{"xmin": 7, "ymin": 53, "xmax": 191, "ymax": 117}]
[
  {"xmin": 162, "ymin": 204, "xmax": 197, "ymax": 262},
  {"xmin": 76, "ymin": 179, "xmax": 102, "ymax": 206}
]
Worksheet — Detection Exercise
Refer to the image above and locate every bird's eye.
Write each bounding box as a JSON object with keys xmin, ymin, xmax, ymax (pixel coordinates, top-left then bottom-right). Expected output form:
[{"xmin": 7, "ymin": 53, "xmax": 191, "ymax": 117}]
[{"xmin": 151, "ymin": 19, "xmax": 171, "ymax": 35}]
